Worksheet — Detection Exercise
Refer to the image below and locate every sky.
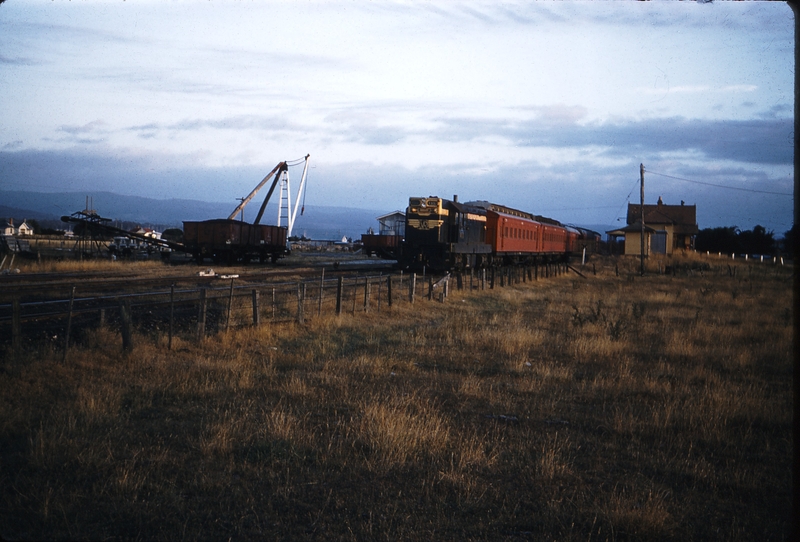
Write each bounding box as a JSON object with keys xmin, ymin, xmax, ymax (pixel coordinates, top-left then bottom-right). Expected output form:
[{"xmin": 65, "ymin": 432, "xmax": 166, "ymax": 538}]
[{"xmin": 0, "ymin": 0, "xmax": 794, "ymax": 234}]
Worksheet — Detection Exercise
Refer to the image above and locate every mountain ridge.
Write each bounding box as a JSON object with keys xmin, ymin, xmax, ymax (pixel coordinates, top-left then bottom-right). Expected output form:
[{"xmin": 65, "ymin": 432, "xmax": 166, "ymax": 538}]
[
  {"xmin": 1, "ymin": 190, "xmax": 615, "ymax": 239},
  {"xmin": 0, "ymin": 190, "xmax": 386, "ymax": 240}
]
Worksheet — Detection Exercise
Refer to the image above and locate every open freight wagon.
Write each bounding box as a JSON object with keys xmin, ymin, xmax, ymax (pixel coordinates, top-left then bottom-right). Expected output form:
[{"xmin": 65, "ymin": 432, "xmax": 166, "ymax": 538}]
[{"xmin": 182, "ymin": 219, "xmax": 287, "ymax": 264}]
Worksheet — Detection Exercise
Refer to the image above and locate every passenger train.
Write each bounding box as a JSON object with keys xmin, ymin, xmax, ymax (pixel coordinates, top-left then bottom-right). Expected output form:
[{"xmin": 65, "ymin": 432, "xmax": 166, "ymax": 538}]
[{"xmin": 400, "ymin": 195, "xmax": 598, "ymax": 272}]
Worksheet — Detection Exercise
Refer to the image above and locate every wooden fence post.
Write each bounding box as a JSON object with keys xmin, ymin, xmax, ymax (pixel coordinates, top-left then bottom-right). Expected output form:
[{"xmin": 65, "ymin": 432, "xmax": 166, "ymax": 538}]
[
  {"xmin": 119, "ymin": 297, "xmax": 134, "ymax": 352},
  {"xmin": 197, "ymin": 288, "xmax": 207, "ymax": 341},
  {"xmin": 387, "ymin": 275, "xmax": 393, "ymax": 307},
  {"xmin": 297, "ymin": 282, "xmax": 304, "ymax": 324},
  {"xmin": 252, "ymin": 289, "xmax": 260, "ymax": 327},
  {"xmin": 364, "ymin": 277, "xmax": 370, "ymax": 312},
  {"xmin": 428, "ymin": 276, "xmax": 434, "ymax": 300},
  {"xmin": 336, "ymin": 276, "xmax": 343, "ymax": 316},
  {"xmin": 272, "ymin": 288, "xmax": 276, "ymax": 319},
  {"xmin": 11, "ymin": 298, "xmax": 21, "ymax": 355},
  {"xmin": 409, "ymin": 273, "xmax": 416, "ymax": 304},
  {"xmin": 481, "ymin": 268, "xmax": 486, "ymax": 290},
  {"xmin": 318, "ymin": 268, "xmax": 324, "ymax": 316},
  {"xmin": 490, "ymin": 268, "xmax": 495, "ymax": 289},
  {"xmin": 226, "ymin": 278, "xmax": 235, "ymax": 332},
  {"xmin": 62, "ymin": 286, "xmax": 76, "ymax": 363},
  {"xmin": 168, "ymin": 284, "xmax": 175, "ymax": 350},
  {"xmin": 377, "ymin": 274, "xmax": 382, "ymax": 312}
]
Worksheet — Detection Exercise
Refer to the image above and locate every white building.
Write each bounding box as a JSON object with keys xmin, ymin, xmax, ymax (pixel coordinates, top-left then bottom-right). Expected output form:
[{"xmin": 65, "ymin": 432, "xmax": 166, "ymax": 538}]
[{"xmin": 3, "ymin": 219, "xmax": 34, "ymax": 236}]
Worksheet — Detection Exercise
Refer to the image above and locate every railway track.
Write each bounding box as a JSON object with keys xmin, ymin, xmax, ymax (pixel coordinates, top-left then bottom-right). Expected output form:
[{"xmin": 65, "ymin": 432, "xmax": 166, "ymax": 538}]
[{"xmin": 0, "ymin": 260, "xmax": 397, "ymax": 303}]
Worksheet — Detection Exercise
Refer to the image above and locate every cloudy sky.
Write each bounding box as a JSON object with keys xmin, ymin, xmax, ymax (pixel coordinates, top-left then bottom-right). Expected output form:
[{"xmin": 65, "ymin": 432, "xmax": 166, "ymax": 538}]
[{"xmin": 0, "ymin": 0, "xmax": 794, "ymax": 233}]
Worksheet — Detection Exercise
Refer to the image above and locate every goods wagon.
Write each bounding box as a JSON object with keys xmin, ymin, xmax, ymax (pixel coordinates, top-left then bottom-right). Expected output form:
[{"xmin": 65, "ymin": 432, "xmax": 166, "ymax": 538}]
[
  {"xmin": 361, "ymin": 233, "xmax": 403, "ymax": 259},
  {"xmin": 183, "ymin": 219, "xmax": 288, "ymax": 264}
]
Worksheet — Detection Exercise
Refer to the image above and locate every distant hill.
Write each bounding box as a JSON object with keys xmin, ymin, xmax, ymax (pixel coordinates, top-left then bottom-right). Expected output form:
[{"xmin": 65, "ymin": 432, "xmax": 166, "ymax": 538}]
[
  {"xmin": 1, "ymin": 190, "xmax": 614, "ymax": 241},
  {"xmin": 0, "ymin": 190, "xmax": 385, "ymax": 240}
]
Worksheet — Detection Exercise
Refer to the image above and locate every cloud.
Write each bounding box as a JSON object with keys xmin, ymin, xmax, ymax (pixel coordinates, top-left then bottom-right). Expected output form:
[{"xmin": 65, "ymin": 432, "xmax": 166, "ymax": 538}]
[
  {"xmin": 2, "ymin": 141, "xmax": 23, "ymax": 150},
  {"xmin": 419, "ymin": 115, "xmax": 793, "ymax": 166},
  {"xmin": 636, "ymin": 84, "xmax": 758, "ymax": 96},
  {"xmin": 58, "ymin": 120, "xmax": 108, "ymax": 135},
  {"xmin": 0, "ymin": 145, "xmax": 791, "ymax": 233},
  {"xmin": 0, "ymin": 53, "xmax": 37, "ymax": 66},
  {"xmin": 113, "ymin": 106, "xmax": 792, "ymax": 168}
]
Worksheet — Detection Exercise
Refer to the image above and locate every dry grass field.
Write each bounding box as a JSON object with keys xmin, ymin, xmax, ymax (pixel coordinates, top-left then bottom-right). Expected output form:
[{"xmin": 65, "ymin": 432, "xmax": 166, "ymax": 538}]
[{"xmin": 0, "ymin": 255, "xmax": 793, "ymax": 540}]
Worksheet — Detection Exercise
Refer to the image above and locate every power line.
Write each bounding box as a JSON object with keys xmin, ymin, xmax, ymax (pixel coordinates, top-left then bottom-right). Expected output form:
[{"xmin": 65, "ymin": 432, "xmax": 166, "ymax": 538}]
[
  {"xmin": 609, "ymin": 178, "xmax": 641, "ymax": 224},
  {"xmin": 646, "ymin": 170, "xmax": 792, "ymax": 196}
]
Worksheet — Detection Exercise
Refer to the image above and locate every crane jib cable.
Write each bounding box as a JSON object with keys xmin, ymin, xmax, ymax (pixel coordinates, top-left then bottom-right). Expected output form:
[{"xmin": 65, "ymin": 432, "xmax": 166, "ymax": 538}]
[{"xmin": 646, "ymin": 170, "xmax": 792, "ymax": 196}]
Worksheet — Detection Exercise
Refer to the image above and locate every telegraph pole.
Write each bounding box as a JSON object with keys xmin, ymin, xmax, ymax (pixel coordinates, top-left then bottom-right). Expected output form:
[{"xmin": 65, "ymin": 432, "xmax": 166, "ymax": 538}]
[{"xmin": 640, "ymin": 163, "xmax": 645, "ymax": 276}]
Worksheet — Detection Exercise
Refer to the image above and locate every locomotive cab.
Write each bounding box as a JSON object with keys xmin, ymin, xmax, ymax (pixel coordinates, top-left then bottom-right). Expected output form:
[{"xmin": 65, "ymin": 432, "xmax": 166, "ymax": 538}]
[{"xmin": 403, "ymin": 196, "xmax": 491, "ymax": 270}]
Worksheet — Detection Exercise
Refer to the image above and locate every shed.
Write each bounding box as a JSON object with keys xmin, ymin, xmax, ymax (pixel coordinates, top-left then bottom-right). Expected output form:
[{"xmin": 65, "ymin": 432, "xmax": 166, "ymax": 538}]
[{"xmin": 375, "ymin": 211, "xmax": 405, "ymax": 236}]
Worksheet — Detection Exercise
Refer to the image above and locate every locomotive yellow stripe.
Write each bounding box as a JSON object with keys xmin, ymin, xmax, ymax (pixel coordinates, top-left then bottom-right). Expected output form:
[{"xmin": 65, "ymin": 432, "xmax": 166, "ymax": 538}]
[{"xmin": 407, "ymin": 219, "xmax": 444, "ymax": 230}]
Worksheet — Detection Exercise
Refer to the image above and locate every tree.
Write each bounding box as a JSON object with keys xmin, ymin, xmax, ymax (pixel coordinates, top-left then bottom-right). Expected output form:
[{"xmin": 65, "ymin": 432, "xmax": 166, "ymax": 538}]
[
  {"xmin": 737, "ymin": 225, "xmax": 775, "ymax": 256},
  {"xmin": 695, "ymin": 226, "xmax": 741, "ymax": 254},
  {"xmin": 26, "ymin": 219, "xmax": 41, "ymax": 235},
  {"xmin": 695, "ymin": 225, "xmax": 776, "ymax": 256},
  {"xmin": 781, "ymin": 225, "xmax": 797, "ymax": 256},
  {"xmin": 162, "ymin": 228, "xmax": 184, "ymax": 243}
]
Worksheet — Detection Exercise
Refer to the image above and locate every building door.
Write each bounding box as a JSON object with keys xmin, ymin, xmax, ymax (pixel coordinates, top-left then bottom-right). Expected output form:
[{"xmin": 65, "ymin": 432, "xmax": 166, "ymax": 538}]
[{"xmin": 652, "ymin": 231, "xmax": 667, "ymax": 254}]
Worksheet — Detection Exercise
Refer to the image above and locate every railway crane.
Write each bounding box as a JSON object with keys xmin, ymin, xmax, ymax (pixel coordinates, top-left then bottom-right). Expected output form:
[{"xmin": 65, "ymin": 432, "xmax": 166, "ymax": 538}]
[{"xmin": 62, "ymin": 155, "xmax": 312, "ymax": 264}]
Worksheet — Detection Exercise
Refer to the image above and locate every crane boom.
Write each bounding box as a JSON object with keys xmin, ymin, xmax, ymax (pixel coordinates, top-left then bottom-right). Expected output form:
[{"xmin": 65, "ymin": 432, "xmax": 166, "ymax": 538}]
[{"xmin": 227, "ymin": 162, "xmax": 286, "ymax": 221}]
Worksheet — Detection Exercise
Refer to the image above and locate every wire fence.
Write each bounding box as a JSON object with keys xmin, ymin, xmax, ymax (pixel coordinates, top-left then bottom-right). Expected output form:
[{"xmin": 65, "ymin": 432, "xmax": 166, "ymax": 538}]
[{"xmin": 2, "ymin": 264, "xmax": 574, "ymax": 359}]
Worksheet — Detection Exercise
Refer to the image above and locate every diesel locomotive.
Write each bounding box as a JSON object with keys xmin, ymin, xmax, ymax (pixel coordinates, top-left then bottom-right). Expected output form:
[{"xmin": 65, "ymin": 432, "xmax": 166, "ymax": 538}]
[{"xmin": 401, "ymin": 195, "xmax": 595, "ymax": 271}]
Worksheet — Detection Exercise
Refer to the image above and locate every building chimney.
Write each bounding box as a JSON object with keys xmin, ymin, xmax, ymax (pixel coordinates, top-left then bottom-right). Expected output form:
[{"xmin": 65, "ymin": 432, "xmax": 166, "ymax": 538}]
[
  {"xmin": 453, "ymin": 195, "xmax": 458, "ymax": 203},
  {"xmin": 681, "ymin": 200, "xmax": 685, "ymax": 206},
  {"xmin": 657, "ymin": 196, "xmax": 663, "ymax": 205}
]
